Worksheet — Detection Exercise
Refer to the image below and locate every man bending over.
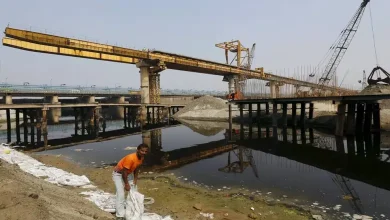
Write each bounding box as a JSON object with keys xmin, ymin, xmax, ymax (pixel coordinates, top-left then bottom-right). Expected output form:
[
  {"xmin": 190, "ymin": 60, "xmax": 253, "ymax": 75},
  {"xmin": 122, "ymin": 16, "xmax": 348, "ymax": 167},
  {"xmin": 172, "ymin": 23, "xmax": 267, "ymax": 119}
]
[{"xmin": 112, "ymin": 143, "xmax": 149, "ymax": 220}]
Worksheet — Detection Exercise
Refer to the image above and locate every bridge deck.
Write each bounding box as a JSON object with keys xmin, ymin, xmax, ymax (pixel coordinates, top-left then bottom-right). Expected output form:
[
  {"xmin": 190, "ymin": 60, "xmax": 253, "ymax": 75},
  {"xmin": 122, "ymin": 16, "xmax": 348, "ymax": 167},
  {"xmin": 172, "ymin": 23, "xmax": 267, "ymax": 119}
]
[
  {"xmin": 230, "ymin": 94, "xmax": 390, "ymax": 103},
  {"xmin": 2, "ymin": 27, "xmax": 352, "ymax": 92},
  {"xmin": 0, "ymin": 103, "xmax": 185, "ymax": 109}
]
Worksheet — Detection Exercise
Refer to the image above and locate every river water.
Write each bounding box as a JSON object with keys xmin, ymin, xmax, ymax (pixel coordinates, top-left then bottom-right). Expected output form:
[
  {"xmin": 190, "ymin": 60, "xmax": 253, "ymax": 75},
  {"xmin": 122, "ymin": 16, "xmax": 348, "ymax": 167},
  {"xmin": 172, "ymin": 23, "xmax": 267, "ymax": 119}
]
[{"xmin": 1, "ymin": 119, "xmax": 389, "ymax": 219}]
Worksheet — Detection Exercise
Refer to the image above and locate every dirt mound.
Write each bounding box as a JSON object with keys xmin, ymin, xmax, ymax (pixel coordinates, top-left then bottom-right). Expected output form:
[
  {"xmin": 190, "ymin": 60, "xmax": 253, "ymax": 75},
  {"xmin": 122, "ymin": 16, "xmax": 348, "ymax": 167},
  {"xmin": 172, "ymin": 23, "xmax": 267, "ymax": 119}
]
[
  {"xmin": 0, "ymin": 160, "xmax": 113, "ymax": 220},
  {"xmin": 174, "ymin": 95, "xmax": 239, "ymax": 121},
  {"xmin": 360, "ymin": 84, "xmax": 390, "ymax": 95},
  {"xmin": 360, "ymin": 84, "xmax": 390, "ymax": 108},
  {"xmin": 175, "ymin": 95, "xmax": 228, "ymax": 117}
]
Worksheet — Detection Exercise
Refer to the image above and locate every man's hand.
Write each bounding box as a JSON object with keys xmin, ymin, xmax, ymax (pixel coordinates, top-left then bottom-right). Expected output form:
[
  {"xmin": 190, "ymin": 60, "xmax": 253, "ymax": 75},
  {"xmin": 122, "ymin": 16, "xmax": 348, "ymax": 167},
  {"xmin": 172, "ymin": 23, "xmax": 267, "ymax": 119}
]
[{"xmin": 125, "ymin": 183, "xmax": 130, "ymax": 191}]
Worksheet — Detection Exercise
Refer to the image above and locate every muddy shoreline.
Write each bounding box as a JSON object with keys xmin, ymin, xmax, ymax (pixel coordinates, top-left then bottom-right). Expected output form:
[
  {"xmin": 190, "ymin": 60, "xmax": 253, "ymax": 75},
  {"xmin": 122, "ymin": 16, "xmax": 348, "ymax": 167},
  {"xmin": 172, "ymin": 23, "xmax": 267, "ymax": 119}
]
[{"xmin": 26, "ymin": 153, "xmax": 321, "ymax": 220}]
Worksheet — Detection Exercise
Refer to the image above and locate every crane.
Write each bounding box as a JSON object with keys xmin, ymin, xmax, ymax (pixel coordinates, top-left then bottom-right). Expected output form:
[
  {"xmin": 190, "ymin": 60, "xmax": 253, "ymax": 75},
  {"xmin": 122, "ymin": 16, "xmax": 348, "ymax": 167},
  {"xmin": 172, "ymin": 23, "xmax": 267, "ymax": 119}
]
[
  {"xmin": 358, "ymin": 70, "xmax": 367, "ymax": 89},
  {"xmin": 309, "ymin": 0, "xmax": 370, "ymax": 94},
  {"xmin": 216, "ymin": 40, "xmax": 256, "ymax": 100},
  {"xmin": 218, "ymin": 146, "xmax": 259, "ymax": 179}
]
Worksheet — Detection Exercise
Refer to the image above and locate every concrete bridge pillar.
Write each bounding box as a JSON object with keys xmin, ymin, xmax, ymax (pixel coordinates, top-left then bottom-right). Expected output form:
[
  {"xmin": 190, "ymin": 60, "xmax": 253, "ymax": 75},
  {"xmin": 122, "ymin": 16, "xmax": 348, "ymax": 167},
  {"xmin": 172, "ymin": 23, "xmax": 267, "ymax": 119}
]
[
  {"xmin": 76, "ymin": 96, "xmax": 96, "ymax": 130},
  {"xmin": 269, "ymin": 81, "xmax": 280, "ymax": 99},
  {"xmin": 2, "ymin": 95, "xmax": 12, "ymax": 104},
  {"xmin": 136, "ymin": 61, "xmax": 151, "ymax": 123},
  {"xmin": 78, "ymin": 96, "xmax": 96, "ymax": 103},
  {"xmin": 294, "ymin": 85, "xmax": 300, "ymax": 97},
  {"xmin": 45, "ymin": 96, "xmax": 61, "ymax": 123},
  {"xmin": 228, "ymin": 75, "xmax": 236, "ymax": 94},
  {"xmin": 105, "ymin": 96, "xmax": 127, "ymax": 119}
]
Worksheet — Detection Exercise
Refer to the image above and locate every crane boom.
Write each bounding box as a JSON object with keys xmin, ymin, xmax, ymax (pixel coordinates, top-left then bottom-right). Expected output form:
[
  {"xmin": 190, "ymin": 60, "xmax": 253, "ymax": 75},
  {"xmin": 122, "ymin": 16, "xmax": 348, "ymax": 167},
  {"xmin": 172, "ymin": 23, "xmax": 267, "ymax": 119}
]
[{"xmin": 318, "ymin": 0, "xmax": 370, "ymax": 88}]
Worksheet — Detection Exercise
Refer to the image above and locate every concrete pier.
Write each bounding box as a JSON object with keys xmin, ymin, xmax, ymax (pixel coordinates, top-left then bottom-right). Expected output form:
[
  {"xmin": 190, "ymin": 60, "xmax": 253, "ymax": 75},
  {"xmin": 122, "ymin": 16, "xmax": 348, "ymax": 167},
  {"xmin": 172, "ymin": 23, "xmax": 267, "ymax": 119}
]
[
  {"xmin": 105, "ymin": 96, "xmax": 126, "ymax": 119},
  {"xmin": 137, "ymin": 61, "xmax": 151, "ymax": 124},
  {"xmin": 270, "ymin": 82, "xmax": 276, "ymax": 98},
  {"xmin": 228, "ymin": 75, "xmax": 236, "ymax": 94},
  {"xmin": 45, "ymin": 95, "xmax": 61, "ymax": 123},
  {"xmin": 269, "ymin": 82, "xmax": 280, "ymax": 98},
  {"xmin": 3, "ymin": 95, "xmax": 12, "ymax": 104},
  {"xmin": 78, "ymin": 96, "xmax": 96, "ymax": 104}
]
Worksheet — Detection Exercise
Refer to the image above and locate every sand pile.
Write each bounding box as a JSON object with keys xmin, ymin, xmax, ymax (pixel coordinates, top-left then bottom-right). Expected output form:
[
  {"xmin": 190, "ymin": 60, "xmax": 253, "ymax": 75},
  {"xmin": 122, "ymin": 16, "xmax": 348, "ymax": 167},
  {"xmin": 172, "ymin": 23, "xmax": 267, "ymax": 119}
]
[
  {"xmin": 173, "ymin": 95, "xmax": 239, "ymax": 121},
  {"xmin": 360, "ymin": 84, "xmax": 390, "ymax": 108}
]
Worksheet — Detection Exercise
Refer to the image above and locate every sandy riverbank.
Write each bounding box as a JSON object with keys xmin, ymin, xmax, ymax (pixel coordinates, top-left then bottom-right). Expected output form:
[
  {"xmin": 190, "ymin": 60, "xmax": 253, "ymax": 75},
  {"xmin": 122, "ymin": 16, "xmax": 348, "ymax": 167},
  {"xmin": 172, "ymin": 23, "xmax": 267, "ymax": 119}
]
[
  {"xmin": 0, "ymin": 159, "xmax": 114, "ymax": 220},
  {"xmin": 27, "ymin": 154, "xmax": 313, "ymax": 220}
]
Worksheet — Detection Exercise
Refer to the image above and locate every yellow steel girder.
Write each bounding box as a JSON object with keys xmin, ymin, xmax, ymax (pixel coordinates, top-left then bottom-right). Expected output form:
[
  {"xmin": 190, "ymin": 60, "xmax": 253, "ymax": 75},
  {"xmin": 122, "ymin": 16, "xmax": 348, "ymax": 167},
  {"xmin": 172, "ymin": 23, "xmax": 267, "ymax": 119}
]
[
  {"xmin": 2, "ymin": 27, "xmax": 270, "ymax": 79},
  {"xmin": 2, "ymin": 38, "xmax": 139, "ymax": 64}
]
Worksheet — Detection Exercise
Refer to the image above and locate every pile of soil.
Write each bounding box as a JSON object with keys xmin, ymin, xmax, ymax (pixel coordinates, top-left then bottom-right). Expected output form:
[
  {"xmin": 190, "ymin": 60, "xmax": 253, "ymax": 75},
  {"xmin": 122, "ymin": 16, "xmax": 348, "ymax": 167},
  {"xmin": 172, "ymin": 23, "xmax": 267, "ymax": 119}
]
[
  {"xmin": 360, "ymin": 84, "xmax": 390, "ymax": 108},
  {"xmin": 0, "ymin": 159, "xmax": 113, "ymax": 220},
  {"xmin": 174, "ymin": 96, "xmax": 239, "ymax": 121}
]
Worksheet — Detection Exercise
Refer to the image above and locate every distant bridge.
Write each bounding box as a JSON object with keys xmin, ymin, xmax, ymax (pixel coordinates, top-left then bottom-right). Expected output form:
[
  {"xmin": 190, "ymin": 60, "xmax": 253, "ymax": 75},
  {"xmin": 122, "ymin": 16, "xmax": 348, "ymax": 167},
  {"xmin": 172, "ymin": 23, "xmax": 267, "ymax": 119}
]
[{"xmin": 0, "ymin": 83, "xmax": 227, "ymax": 97}]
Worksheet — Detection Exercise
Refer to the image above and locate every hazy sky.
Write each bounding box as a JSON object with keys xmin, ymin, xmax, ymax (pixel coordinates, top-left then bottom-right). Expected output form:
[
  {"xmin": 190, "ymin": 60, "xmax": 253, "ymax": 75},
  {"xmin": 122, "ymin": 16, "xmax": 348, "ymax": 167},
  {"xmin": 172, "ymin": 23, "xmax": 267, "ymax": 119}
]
[{"xmin": 0, "ymin": 0, "xmax": 388, "ymax": 91}]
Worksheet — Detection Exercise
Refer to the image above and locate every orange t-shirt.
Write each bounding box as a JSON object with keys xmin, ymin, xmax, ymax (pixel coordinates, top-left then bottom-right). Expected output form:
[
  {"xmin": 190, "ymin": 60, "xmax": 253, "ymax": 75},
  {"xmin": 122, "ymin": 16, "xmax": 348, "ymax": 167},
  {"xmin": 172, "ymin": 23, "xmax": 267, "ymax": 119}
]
[{"xmin": 115, "ymin": 153, "xmax": 143, "ymax": 173}]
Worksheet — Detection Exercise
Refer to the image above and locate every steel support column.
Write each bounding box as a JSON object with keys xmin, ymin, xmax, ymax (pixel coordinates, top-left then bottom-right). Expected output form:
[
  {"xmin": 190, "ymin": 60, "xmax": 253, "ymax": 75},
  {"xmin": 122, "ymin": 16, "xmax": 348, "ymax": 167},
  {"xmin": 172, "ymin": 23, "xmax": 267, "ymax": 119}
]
[{"xmin": 149, "ymin": 73, "xmax": 161, "ymax": 104}]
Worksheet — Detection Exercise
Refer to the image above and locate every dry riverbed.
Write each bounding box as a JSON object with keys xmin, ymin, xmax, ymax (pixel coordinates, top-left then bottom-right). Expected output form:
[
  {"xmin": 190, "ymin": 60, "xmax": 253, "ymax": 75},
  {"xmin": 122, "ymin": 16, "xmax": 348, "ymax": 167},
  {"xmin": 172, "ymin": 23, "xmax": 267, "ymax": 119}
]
[{"xmin": 27, "ymin": 154, "xmax": 313, "ymax": 220}]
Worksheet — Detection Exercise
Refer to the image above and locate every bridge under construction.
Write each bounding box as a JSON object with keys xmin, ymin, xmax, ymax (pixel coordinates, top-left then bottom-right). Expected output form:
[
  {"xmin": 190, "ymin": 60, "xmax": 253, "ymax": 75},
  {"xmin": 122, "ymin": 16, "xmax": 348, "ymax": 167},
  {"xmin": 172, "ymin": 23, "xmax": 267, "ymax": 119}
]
[
  {"xmin": 2, "ymin": 0, "xmax": 389, "ymax": 112},
  {"xmin": 1, "ymin": 27, "xmax": 356, "ymax": 107}
]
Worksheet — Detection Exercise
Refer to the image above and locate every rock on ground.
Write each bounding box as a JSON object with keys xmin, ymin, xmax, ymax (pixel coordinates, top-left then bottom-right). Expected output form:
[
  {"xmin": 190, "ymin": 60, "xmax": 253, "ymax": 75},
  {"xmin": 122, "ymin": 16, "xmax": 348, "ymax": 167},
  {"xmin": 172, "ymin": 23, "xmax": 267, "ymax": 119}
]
[{"xmin": 0, "ymin": 160, "xmax": 113, "ymax": 220}]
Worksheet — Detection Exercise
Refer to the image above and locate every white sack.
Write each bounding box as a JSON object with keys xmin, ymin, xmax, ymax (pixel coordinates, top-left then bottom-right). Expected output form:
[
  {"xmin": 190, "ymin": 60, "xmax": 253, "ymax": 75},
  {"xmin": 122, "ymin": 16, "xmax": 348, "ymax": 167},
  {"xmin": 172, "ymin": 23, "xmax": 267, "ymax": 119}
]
[
  {"xmin": 125, "ymin": 188, "xmax": 173, "ymax": 220},
  {"xmin": 0, "ymin": 145, "xmax": 90, "ymax": 187}
]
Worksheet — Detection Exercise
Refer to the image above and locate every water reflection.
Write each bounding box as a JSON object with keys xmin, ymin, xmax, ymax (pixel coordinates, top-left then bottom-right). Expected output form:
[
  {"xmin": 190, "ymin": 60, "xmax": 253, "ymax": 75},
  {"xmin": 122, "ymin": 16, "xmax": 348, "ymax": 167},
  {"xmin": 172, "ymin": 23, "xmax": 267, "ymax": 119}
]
[
  {"xmin": 218, "ymin": 147, "xmax": 259, "ymax": 178},
  {"xmin": 32, "ymin": 120, "xmax": 390, "ymax": 218},
  {"xmin": 224, "ymin": 123, "xmax": 389, "ymax": 216},
  {"xmin": 140, "ymin": 123, "xmax": 389, "ymax": 217}
]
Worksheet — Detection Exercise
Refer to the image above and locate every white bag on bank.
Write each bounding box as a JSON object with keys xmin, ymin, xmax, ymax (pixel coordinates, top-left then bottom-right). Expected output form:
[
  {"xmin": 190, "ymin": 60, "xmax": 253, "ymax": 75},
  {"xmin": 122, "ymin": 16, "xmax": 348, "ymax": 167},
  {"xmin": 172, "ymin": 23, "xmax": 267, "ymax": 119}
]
[{"xmin": 125, "ymin": 188, "xmax": 173, "ymax": 220}]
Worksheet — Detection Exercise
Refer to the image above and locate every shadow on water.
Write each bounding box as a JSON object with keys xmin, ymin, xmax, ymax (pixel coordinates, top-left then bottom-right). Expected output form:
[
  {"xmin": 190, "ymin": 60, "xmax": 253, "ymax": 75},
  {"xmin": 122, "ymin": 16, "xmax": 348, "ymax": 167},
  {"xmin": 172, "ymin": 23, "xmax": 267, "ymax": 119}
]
[{"xmin": 30, "ymin": 118, "xmax": 390, "ymax": 218}]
